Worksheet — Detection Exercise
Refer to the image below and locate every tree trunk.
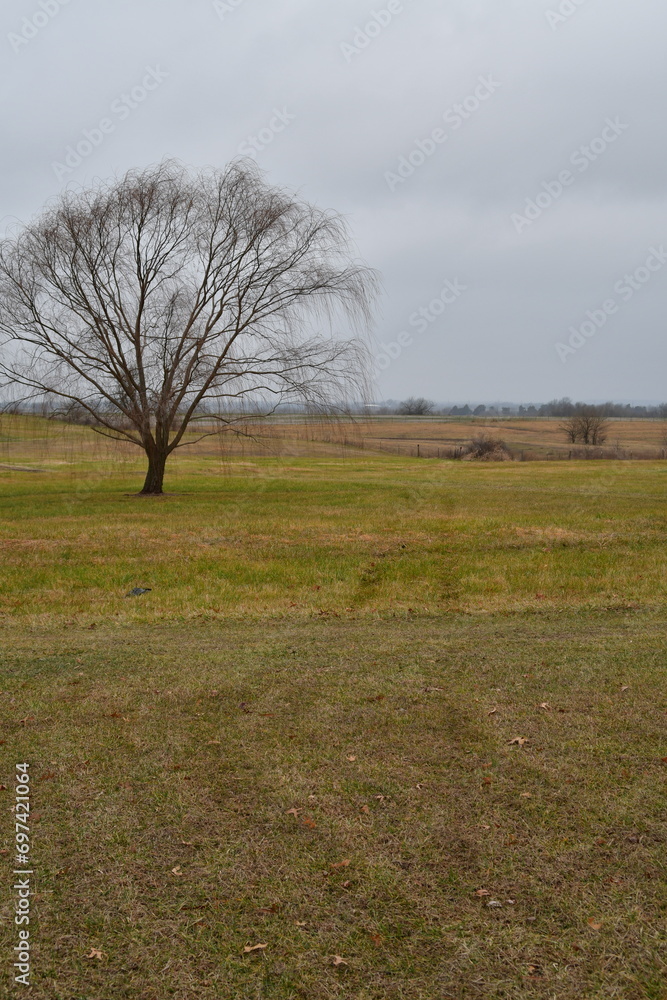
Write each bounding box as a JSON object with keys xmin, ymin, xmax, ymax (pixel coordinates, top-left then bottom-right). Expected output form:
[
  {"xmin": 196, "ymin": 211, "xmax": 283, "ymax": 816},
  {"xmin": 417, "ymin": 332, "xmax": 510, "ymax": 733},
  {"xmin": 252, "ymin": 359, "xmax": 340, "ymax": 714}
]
[{"xmin": 139, "ymin": 449, "xmax": 167, "ymax": 495}]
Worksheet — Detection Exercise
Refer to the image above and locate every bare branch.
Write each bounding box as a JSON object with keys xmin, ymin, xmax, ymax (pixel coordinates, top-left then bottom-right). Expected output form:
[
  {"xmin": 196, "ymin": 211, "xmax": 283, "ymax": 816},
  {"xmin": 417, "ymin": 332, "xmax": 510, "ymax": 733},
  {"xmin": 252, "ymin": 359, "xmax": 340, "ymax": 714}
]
[{"xmin": 0, "ymin": 159, "xmax": 379, "ymax": 493}]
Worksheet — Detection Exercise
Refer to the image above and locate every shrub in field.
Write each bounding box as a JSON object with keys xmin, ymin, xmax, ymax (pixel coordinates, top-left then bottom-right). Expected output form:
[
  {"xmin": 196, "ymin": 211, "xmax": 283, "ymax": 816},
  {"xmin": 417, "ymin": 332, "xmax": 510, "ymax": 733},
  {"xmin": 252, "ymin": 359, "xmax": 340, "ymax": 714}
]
[{"xmin": 463, "ymin": 434, "xmax": 513, "ymax": 461}]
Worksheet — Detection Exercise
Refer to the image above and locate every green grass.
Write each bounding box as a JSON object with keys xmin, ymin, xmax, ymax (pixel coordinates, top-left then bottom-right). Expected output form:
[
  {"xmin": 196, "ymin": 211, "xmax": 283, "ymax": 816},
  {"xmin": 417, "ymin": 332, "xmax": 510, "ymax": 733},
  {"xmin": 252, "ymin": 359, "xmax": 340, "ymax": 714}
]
[
  {"xmin": 1, "ymin": 438, "xmax": 667, "ymax": 996},
  {"xmin": 2, "ymin": 456, "xmax": 667, "ymax": 624},
  {"xmin": 1, "ymin": 613, "xmax": 666, "ymax": 998}
]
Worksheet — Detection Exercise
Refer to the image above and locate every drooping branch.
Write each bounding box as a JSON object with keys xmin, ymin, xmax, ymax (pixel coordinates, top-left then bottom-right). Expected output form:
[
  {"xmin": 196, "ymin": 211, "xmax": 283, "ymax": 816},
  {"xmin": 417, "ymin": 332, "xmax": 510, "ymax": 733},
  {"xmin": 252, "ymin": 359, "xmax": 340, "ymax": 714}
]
[{"xmin": 0, "ymin": 159, "xmax": 379, "ymax": 492}]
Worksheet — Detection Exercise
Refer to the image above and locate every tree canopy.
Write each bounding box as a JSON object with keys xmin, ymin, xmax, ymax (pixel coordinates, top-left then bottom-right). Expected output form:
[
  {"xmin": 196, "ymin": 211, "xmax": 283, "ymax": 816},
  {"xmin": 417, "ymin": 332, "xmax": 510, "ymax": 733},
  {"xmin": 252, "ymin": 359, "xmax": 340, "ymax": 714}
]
[{"xmin": 0, "ymin": 160, "xmax": 378, "ymax": 493}]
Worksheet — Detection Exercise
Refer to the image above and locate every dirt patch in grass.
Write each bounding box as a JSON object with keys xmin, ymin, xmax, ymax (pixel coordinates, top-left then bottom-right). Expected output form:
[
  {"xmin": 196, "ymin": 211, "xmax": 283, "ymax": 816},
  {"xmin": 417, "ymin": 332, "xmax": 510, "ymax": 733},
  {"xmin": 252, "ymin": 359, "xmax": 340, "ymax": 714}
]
[{"xmin": 1, "ymin": 611, "xmax": 665, "ymax": 998}]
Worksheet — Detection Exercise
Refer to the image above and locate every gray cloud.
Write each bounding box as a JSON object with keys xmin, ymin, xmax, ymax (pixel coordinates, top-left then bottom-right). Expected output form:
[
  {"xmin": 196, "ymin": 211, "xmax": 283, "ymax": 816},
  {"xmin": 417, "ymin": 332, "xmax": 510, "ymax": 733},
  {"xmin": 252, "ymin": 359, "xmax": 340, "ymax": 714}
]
[{"xmin": 2, "ymin": 0, "xmax": 666, "ymax": 402}]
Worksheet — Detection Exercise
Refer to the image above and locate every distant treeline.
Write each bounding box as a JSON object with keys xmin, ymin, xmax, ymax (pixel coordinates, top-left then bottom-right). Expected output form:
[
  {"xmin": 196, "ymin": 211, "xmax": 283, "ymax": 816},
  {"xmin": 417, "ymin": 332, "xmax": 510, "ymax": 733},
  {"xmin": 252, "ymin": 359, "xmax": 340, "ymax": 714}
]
[
  {"xmin": 374, "ymin": 397, "xmax": 667, "ymax": 418},
  {"xmin": 5, "ymin": 396, "xmax": 667, "ymax": 422},
  {"xmin": 526, "ymin": 398, "xmax": 667, "ymax": 419}
]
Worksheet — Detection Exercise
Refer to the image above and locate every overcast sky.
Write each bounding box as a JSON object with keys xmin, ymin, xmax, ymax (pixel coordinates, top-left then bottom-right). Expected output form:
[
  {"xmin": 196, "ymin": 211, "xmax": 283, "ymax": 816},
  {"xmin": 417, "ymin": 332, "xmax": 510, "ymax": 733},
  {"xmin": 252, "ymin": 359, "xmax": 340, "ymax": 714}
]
[{"xmin": 1, "ymin": 0, "xmax": 665, "ymax": 403}]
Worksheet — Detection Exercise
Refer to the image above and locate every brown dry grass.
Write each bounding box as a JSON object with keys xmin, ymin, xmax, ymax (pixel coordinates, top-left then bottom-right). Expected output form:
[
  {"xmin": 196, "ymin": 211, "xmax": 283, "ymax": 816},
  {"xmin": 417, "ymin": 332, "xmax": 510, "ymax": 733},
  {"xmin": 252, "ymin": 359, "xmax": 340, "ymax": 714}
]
[{"xmin": 3, "ymin": 412, "xmax": 667, "ymax": 466}]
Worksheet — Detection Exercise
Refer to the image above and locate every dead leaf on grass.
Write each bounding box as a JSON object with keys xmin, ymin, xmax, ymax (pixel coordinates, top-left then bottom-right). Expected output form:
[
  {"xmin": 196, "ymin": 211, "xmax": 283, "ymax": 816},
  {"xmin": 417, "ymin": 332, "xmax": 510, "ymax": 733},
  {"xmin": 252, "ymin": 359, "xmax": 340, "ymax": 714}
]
[
  {"xmin": 621, "ymin": 685, "xmax": 630, "ymax": 692},
  {"xmin": 369, "ymin": 932, "xmax": 384, "ymax": 946},
  {"xmin": 171, "ymin": 866, "xmax": 184, "ymax": 876},
  {"xmin": 475, "ymin": 889, "xmax": 491, "ymax": 897},
  {"xmin": 243, "ymin": 943, "xmax": 267, "ymax": 953},
  {"xmin": 331, "ymin": 859, "xmax": 350, "ymax": 869},
  {"xmin": 333, "ymin": 955, "xmax": 348, "ymax": 967},
  {"xmin": 206, "ymin": 740, "xmax": 222, "ymax": 745},
  {"xmin": 346, "ymin": 755, "xmax": 357, "ymax": 762},
  {"xmin": 509, "ymin": 737, "xmax": 528, "ymax": 746},
  {"xmin": 540, "ymin": 703, "xmax": 551, "ymax": 711},
  {"xmin": 286, "ymin": 808, "xmax": 301, "ymax": 817},
  {"xmin": 588, "ymin": 919, "xmax": 603, "ymax": 931},
  {"xmin": 361, "ymin": 805, "xmax": 370, "ymax": 814},
  {"xmin": 295, "ymin": 921, "xmax": 307, "ymax": 927},
  {"xmin": 520, "ymin": 792, "xmax": 532, "ymax": 798},
  {"xmin": 301, "ymin": 817, "xmax": 317, "ymax": 829},
  {"xmin": 488, "ymin": 708, "xmax": 498, "ymax": 716},
  {"xmin": 86, "ymin": 948, "xmax": 104, "ymax": 960}
]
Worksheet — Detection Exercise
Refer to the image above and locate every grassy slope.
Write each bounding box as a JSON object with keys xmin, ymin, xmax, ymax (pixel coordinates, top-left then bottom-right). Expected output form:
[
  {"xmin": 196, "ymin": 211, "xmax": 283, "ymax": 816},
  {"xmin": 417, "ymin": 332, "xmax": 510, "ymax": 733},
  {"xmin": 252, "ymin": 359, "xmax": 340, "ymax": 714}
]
[{"xmin": 0, "ymin": 614, "xmax": 666, "ymax": 999}]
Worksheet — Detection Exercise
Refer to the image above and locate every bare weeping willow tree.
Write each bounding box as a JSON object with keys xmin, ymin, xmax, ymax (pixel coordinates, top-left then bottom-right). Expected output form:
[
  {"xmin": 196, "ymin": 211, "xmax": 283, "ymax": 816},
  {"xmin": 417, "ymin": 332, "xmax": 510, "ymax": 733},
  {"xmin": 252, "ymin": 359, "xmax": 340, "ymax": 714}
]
[{"xmin": 0, "ymin": 160, "xmax": 378, "ymax": 493}]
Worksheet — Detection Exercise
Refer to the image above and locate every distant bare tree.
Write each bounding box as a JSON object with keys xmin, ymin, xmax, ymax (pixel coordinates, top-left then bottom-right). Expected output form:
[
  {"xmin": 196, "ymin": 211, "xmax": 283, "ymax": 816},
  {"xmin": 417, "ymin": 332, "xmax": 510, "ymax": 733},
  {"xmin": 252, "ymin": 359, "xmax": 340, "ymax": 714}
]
[
  {"xmin": 581, "ymin": 409, "xmax": 610, "ymax": 445},
  {"xmin": 560, "ymin": 406, "xmax": 611, "ymax": 446},
  {"xmin": 0, "ymin": 161, "xmax": 378, "ymax": 493},
  {"xmin": 398, "ymin": 397, "xmax": 434, "ymax": 416},
  {"xmin": 560, "ymin": 416, "xmax": 580, "ymax": 443}
]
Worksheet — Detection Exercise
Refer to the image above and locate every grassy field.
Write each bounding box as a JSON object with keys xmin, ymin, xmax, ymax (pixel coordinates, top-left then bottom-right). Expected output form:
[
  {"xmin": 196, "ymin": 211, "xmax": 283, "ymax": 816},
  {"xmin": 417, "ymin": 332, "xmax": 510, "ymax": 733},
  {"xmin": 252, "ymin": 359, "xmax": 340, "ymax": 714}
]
[
  {"xmin": 343, "ymin": 416, "xmax": 667, "ymax": 460},
  {"xmin": 3, "ymin": 412, "xmax": 667, "ymax": 467},
  {"xmin": 1, "ymin": 418, "xmax": 666, "ymax": 998},
  {"xmin": 1, "ymin": 442, "xmax": 667, "ymax": 625}
]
